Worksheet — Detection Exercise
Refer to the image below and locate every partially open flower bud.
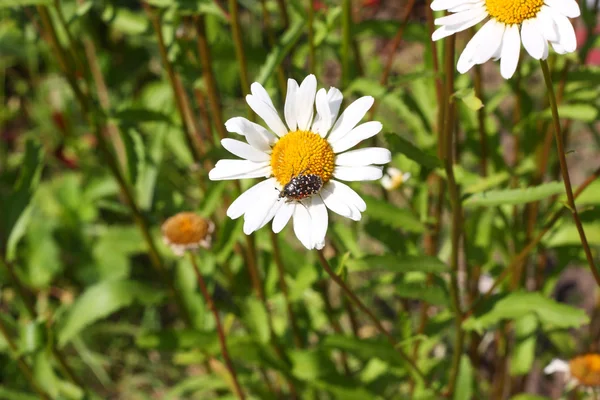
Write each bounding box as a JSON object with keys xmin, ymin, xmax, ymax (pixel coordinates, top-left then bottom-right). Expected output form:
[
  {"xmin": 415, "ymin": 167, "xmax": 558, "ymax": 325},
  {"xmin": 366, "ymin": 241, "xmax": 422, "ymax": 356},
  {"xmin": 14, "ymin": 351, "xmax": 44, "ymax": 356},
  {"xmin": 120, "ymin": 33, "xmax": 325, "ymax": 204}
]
[{"xmin": 161, "ymin": 212, "xmax": 214, "ymax": 256}]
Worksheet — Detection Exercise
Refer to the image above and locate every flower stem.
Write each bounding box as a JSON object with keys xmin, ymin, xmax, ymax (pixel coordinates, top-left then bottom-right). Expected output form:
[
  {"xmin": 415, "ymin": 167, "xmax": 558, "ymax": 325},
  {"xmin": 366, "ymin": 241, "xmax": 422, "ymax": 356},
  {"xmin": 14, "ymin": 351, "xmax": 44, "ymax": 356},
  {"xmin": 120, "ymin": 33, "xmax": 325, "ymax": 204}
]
[
  {"xmin": 307, "ymin": 0, "xmax": 316, "ymax": 74},
  {"xmin": 189, "ymin": 253, "xmax": 246, "ymax": 400},
  {"xmin": 473, "ymin": 64, "xmax": 488, "ymax": 177},
  {"xmin": 441, "ymin": 34, "xmax": 464, "ymax": 396},
  {"xmin": 0, "ymin": 318, "xmax": 51, "ymax": 400},
  {"xmin": 341, "ymin": 0, "xmax": 351, "ymax": 88},
  {"xmin": 539, "ymin": 59, "xmax": 600, "ymax": 286},
  {"xmin": 229, "ymin": 0, "xmax": 250, "ymax": 95},
  {"xmin": 270, "ymin": 230, "xmax": 303, "ymax": 348},
  {"xmin": 316, "ymin": 250, "xmax": 425, "ymax": 381}
]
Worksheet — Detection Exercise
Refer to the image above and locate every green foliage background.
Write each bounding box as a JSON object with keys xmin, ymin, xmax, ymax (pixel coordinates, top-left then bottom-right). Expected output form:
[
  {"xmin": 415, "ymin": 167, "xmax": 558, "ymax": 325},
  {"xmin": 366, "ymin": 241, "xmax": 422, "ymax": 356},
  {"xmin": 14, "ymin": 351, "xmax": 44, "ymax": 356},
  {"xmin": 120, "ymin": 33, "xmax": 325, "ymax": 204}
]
[{"xmin": 0, "ymin": 0, "xmax": 599, "ymax": 399}]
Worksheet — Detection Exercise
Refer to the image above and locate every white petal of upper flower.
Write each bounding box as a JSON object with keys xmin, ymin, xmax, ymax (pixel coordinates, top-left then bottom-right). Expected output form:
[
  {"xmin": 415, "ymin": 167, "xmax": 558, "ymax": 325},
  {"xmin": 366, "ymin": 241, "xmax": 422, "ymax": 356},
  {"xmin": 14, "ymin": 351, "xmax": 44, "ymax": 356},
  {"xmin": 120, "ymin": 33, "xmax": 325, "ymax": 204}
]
[
  {"xmin": 473, "ymin": 20, "xmax": 506, "ymax": 64},
  {"xmin": 449, "ymin": 0, "xmax": 484, "ymax": 12},
  {"xmin": 257, "ymin": 199, "xmax": 284, "ymax": 231},
  {"xmin": 535, "ymin": 7, "xmax": 559, "ymax": 42},
  {"xmin": 544, "ymin": 359, "xmax": 570, "ymax": 375},
  {"xmin": 545, "ymin": 0, "xmax": 580, "ymax": 17},
  {"xmin": 457, "ymin": 19, "xmax": 496, "ymax": 73},
  {"xmin": 320, "ymin": 184, "xmax": 352, "ymax": 219},
  {"xmin": 431, "ymin": 0, "xmax": 479, "ymax": 11},
  {"xmin": 327, "ymin": 96, "xmax": 374, "ymax": 143},
  {"xmin": 209, "ymin": 160, "xmax": 271, "ymax": 181},
  {"xmin": 221, "ymin": 139, "xmax": 270, "ymax": 162},
  {"xmin": 500, "ymin": 25, "xmax": 521, "ymax": 79},
  {"xmin": 312, "ymin": 88, "xmax": 332, "ymax": 137},
  {"xmin": 334, "ymin": 165, "xmax": 384, "ymax": 181},
  {"xmin": 225, "ymin": 117, "xmax": 276, "ymax": 153},
  {"xmin": 434, "ymin": 5, "xmax": 486, "ymax": 26},
  {"xmin": 326, "ymin": 87, "xmax": 344, "ymax": 122},
  {"xmin": 227, "ymin": 178, "xmax": 277, "ymax": 219},
  {"xmin": 293, "ymin": 203, "xmax": 312, "ymax": 249},
  {"xmin": 327, "ymin": 180, "xmax": 366, "ymax": 220},
  {"xmin": 335, "ymin": 147, "xmax": 392, "ymax": 166},
  {"xmin": 246, "ymin": 83, "xmax": 288, "ymax": 137},
  {"xmin": 296, "ymin": 74, "xmax": 317, "ymax": 131},
  {"xmin": 308, "ymin": 196, "xmax": 328, "ymax": 250},
  {"xmin": 272, "ymin": 201, "xmax": 294, "ymax": 233},
  {"xmin": 521, "ymin": 19, "xmax": 547, "ymax": 59},
  {"xmin": 548, "ymin": 7, "xmax": 577, "ymax": 52},
  {"xmin": 330, "ymin": 121, "xmax": 383, "ymax": 153},
  {"xmin": 243, "ymin": 187, "xmax": 280, "ymax": 235},
  {"xmin": 432, "ymin": 9, "xmax": 488, "ymax": 41},
  {"xmin": 284, "ymin": 79, "xmax": 299, "ymax": 132}
]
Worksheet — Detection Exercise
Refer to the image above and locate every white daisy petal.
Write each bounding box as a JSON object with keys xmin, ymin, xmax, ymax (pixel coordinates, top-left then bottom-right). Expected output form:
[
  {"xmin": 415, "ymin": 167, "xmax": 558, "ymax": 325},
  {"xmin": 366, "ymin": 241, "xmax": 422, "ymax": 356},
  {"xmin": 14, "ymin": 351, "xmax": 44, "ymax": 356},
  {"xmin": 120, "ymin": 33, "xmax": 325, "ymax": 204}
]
[
  {"xmin": 544, "ymin": 359, "xmax": 570, "ymax": 375},
  {"xmin": 381, "ymin": 175, "xmax": 394, "ymax": 190},
  {"xmin": 521, "ymin": 19, "xmax": 546, "ymax": 60},
  {"xmin": 434, "ymin": 6, "xmax": 486, "ymax": 26},
  {"xmin": 250, "ymin": 82, "xmax": 276, "ymax": 109},
  {"xmin": 334, "ymin": 165, "xmax": 383, "ymax": 181},
  {"xmin": 547, "ymin": 7, "xmax": 577, "ymax": 52},
  {"xmin": 545, "ymin": 0, "xmax": 580, "ymax": 17},
  {"xmin": 258, "ymin": 199, "xmax": 283, "ymax": 230},
  {"xmin": 551, "ymin": 41, "xmax": 567, "ymax": 54},
  {"xmin": 307, "ymin": 196, "xmax": 328, "ymax": 250},
  {"xmin": 335, "ymin": 147, "xmax": 392, "ymax": 166},
  {"xmin": 431, "ymin": 0, "xmax": 476, "ymax": 11},
  {"xmin": 327, "ymin": 96, "xmax": 375, "ymax": 143},
  {"xmin": 535, "ymin": 7, "xmax": 559, "ymax": 42},
  {"xmin": 449, "ymin": 0, "xmax": 484, "ymax": 12},
  {"xmin": 320, "ymin": 186, "xmax": 352, "ymax": 219},
  {"xmin": 284, "ymin": 79, "xmax": 299, "ymax": 132},
  {"xmin": 499, "ymin": 25, "xmax": 521, "ymax": 79},
  {"xmin": 472, "ymin": 20, "xmax": 505, "ymax": 64},
  {"xmin": 432, "ymin": 10, "xmax": 489, "ymax": 41},
  {"xmin": 312, "ymin": 88, "xmax": 332, "ymax": 137},
  {"xmin": 295, "ymin": 74, "xmax": 318, "ymax": 131},
  {"xmin": 293, "ymin": 203, "xmax": 312, "ymax": 249},
  {"xmin": 457, "ymin": 19, "xmax": 496, "ymax": 73},
  {"xmin": 246, "ymin": 94, "xmax": 289, "ymax": 137},
  {"xmin": 328, "ymin": 180, "xmax": 367, "ymax": 211},
  {"xmin": 326, "ymin": 88, "xmax": 344, "ymax": 122},
  {"xmin": 208, "ymin": 160, "xmax": 270, "ymax": 181},
  {"xmin": 272, "ymin": 201, "xmax": 294, "ymax": 233},
  {"xmin": 227, "ymin": 178, "xmax": 277, "ymax": 219},
  {"xmin": 243, "ymin": 188, "xmax": 280, "ymax": 235},
  {"xmin": 221, "ymin": 139, "xmax": 270, "ymax": 162},
  {"xmin": 225, "ymin": 117, "xmax": 276, "ymax": 152},
  {"xmin": 331, "ymin": 121, "xmax": 383, "ymax": 153}
]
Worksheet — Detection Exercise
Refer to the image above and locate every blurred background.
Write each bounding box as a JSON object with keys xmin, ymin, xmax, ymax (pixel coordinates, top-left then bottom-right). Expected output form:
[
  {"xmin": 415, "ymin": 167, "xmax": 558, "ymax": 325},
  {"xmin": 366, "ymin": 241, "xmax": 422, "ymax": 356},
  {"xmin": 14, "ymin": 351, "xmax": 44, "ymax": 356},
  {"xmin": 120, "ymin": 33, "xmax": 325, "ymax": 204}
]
[{"xmin": 1, "ymin": 0, "xmax": 600, "ymax": 399}]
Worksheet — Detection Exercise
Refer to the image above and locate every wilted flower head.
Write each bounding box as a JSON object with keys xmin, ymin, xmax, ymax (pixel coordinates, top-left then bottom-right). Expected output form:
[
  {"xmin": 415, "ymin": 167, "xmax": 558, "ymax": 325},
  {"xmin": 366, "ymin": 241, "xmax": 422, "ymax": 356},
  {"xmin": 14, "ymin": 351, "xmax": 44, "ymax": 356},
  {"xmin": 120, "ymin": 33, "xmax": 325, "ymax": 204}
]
[
  {"xmin": 431, "ymin": 0, "xmax": 580, "ymax": 78},
  {"xmin": 545, "ymin": 354, "xmax": 600, "ymax": 387},
  {"xmin": 381, "ymin": 167, "xmax": 411, "ymax": 191},
  {"xmin": 161, "ymin": 212, "xmax": 214, "ymax": 256},
  {"xmin": 209, "ymin": 75, "xmax": 391, "ymax": 250}
]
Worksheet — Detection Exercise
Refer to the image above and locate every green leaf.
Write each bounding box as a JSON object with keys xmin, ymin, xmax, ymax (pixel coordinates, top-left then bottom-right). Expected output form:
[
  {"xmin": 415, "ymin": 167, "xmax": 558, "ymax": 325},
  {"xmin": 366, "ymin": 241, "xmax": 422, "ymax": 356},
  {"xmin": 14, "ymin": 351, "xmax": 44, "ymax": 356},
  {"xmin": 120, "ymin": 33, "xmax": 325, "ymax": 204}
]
[
  {"xmin": 323, "ymin": 335, "xmax": 408, "ymax": 368},
  {"xmin": 396, "ymin": 281, "xmax": 449, "ymax": 306},
  {"xmin": 0, "ymin": 387, "xmax": 39, "ymax": 400},
  {"xmin": 544, "ymin": 222, "xmax": 600, "ymax": 247},
  {"xmin": 546, "ymin": 104, "xmax": 599, "ymax": 122},
  {"xmin": 463, "ymin": 182, "xmax": 564, "ymax": 208},
  {"xmin": 0, "ymin": 0, "xmax": 51, "ymax": 6},
  {"xmin": 58, "ymin": 280, "xmax": 165, "ymax": 347},
  {"xmin": 453, "ymin": 356, "xmax": 473, "ymax": 400},
  {"xmin": 256, "ymin": 19, "xmax": 305, "ymax": 85},
  {"xmin": 3, "ymin": 140, "xmax": 44, "ymax": 261},
  {"xmin": 241, "ymin": 298, "xmax": 271, "ymax": 344},
  {"xmin": 510, "ymin": 395, "xmax": 550, "ymax": 400},
  {"xmin": 453, "ymin": 88, "xmax": 484, "ymax": 111},
  {"xmin": 385, "ymin": 133, "xmax": 441, "ymax": 169},
  {"xmin": 510, "ymin": 314, "xmax": 538, "ymax": 376},
  {"xmin": 363, "ymin": 195, "xmax": 426, "ymax": 233},
  {"xmin": 18, "ymin": 321, "xmax": 47, "ymax": 355},
  {"xmin": 136, "ymin": 329, "xmax": 218, "ymax": 352},
  {"xmin": 463, "ymin": 291, "xmax": 589, "ymax": 333},
  {"xmin": 346, "ymin": 254, "xmax": 448, "ymax": 274}
]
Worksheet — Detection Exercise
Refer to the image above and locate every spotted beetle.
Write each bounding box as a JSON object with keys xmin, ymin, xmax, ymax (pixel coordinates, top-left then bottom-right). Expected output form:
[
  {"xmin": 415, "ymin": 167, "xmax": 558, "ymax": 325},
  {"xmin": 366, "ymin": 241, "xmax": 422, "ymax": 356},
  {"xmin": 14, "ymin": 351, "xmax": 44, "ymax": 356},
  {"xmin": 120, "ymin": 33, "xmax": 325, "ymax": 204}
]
[{"xmin": 279, "ymin": 173, "xmax": 323, "ymax": 201}]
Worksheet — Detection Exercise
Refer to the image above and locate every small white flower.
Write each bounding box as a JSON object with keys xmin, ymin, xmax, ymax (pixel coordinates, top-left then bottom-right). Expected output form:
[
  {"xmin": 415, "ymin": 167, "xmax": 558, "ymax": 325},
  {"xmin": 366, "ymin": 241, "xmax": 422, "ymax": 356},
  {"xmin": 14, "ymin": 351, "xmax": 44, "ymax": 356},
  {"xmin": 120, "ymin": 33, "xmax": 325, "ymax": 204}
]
[
  {"xmin": 381, "ymin": 168, "xmax": 411, "ymax": 191},
  {"xmin": 431, "ymin": 0, "xmax": 580, "ymax": 78},
  {"xmin": 478, "ymin": 274, "xmax": 495, "ymax": 293},
  {"xmin": 209, "ymin": 75, "xmax": 390, "ymax": 250}
]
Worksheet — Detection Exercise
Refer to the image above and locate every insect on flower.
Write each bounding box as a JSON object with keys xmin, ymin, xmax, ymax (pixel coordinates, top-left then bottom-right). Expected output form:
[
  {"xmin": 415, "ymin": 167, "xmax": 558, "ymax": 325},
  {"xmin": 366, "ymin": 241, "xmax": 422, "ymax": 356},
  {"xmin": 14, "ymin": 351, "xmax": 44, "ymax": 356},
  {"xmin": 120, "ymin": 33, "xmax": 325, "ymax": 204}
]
[{"xmin": 279, "ymin": 173, "xmax": 324, "ymax": 201}]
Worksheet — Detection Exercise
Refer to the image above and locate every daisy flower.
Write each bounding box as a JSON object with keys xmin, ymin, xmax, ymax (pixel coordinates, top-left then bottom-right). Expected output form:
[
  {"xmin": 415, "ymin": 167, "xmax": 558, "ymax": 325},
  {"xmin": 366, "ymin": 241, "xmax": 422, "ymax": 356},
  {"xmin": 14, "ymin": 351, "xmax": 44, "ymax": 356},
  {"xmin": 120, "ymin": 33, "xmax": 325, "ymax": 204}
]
[
  {"xmin": 381, "ymin": 167, "xmax": 411, "ymax": 191},
  {"xmin": 162, "ymin": 212, "xmax": 215, "ymax": 256},
  {"xmin": 545, "ymin": 354, "xmax": 600, "ymax": 388},
  {"xmin": 431, "ymin": 0, "xmax": 581, "ymax": 78},
  {"xmin": 209, "ymin": 75, "xmax": 390, "ymax": 250}
]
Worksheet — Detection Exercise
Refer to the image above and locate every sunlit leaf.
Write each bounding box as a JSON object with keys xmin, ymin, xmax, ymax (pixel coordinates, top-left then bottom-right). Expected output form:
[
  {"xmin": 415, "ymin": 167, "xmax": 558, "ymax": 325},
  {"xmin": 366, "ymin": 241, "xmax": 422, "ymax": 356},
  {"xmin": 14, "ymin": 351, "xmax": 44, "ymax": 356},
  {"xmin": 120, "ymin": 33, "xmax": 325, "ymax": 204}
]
[{"xmin": 463, "ymin": 182, "xmax": 564, "ymax": 208}]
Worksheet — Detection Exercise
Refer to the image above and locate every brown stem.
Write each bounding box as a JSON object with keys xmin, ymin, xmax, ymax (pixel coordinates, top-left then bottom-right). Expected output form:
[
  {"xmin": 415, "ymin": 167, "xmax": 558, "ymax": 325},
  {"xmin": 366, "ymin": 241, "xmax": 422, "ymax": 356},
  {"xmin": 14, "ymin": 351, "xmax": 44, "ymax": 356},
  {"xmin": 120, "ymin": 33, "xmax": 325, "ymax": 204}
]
[
  {"xmin": 316, "ymin": 250, "xmax": 425, "ymax": 381},
  {"xmin": 473, "ymin": 64, "xmax": 488, "ymax": 177},
  {"xmin": 189, "ymin": 253, "xmax": 246, "ymax": 399}
]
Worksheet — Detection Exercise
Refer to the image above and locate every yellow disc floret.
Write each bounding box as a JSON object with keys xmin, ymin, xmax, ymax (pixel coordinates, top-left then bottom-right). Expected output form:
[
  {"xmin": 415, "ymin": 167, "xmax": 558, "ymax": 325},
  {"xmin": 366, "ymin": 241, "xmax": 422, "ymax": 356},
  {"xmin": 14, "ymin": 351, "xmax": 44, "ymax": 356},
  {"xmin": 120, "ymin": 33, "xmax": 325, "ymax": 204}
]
[
  {"xmin": 486, "ymin": 0, "xmax": 544, "ymax": 25},
  {"xmin": 270, "ymin": 130, "xmax": 335, "ymax": 186}
]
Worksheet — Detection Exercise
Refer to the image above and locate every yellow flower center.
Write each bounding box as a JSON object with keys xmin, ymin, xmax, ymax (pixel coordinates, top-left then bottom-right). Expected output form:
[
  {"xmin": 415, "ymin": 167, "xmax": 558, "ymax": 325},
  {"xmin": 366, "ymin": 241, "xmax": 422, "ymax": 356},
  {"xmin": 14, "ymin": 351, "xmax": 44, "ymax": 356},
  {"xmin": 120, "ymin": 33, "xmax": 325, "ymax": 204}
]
[
  {"xmin": 569, "ymin": 354, "xmax": 600, "ymax": 386},
  {"xmin": 270, "ymin": 130, "xmax": 335, "ymax": 187},
  {"xmin": 162, "ymin": 212, "xmax": 211, "ymax": 245},
  {"xmin": 485, "ymin": 0, "xmax": 544, "ymax": 25}
]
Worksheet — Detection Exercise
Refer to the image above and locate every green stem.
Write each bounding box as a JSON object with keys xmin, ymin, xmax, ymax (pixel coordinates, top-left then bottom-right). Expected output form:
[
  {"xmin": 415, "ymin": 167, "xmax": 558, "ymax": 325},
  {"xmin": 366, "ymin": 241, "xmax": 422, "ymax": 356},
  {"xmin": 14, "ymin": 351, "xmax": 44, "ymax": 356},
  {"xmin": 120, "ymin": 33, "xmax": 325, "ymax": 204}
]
[
  {"xmin": 229, "ymin": 0, "xmax": 250, "ymax": 95},
  {"xmin": 473, "ymin": 64, "xmax": 488, "ymax": 177},
  {"xmin": 307, "ymin": 0, "xmax": 316, "ymax": 74},
  {"xmin": 0, "ymin": 318, "xmax": 52, "ymax": 400},
  {"xmin": 341, "ymin": 0, "xmax": 351, "ymax": 88},
  {"xmin": 189, "ymin": 253, "xmax": 246, "ymax": 400},
  {"xmin": 316, "ymin": 250, "xmax": 426, "ymax": 381},
  {"xmin": 539, "ymin": 59, "xmax": 600, "ymax": 286},
  {"xmin": 441, "ymin": 34, "xmax": 464, "ymax": 396}
]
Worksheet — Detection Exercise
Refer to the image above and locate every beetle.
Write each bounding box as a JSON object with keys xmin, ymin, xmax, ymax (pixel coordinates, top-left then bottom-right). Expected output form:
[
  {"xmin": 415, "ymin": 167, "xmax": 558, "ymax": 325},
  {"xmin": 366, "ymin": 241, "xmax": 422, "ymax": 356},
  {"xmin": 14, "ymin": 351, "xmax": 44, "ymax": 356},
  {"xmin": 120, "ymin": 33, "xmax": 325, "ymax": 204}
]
[{"xmin": 278, "ymin": 173, "xmax": 324, "ymax": 201}]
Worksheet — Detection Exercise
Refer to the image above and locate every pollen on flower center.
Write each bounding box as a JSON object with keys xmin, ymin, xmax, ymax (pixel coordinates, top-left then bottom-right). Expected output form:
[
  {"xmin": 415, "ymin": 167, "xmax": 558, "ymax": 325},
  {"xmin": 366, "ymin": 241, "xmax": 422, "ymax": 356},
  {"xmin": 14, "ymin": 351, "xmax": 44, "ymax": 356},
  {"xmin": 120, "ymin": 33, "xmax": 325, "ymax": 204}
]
[
  {"xmin": 485, "ymin": 0, "xmax": 544, "ymax": 25},
  {"xmin": 270, "ymin": 130, "xmax": 335, "ymax": 186},
  {"xmin": 569, "ymin": 354, "xmax": 600, "ymax": 386}
]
